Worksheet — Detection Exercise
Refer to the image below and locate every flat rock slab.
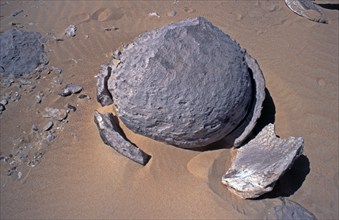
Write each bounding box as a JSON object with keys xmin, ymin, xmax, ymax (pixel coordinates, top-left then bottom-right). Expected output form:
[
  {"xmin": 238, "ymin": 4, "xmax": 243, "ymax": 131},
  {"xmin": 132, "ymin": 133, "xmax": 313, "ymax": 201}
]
[
  {"xmin": 265, "ymin": 198, "xmax": 317, "ymax": 220},
  {"xmin": 94, "ymin": 111, "xmax": 151, "ymax": 165},
  {"xmin": 0, "ymin": 28, "xmax": 48, "ymax": 77},
  {"xmin": 222, "ymin": 123, "xmax": 304, "ymax": 199},
  {"xmin": 109, "ymin": 17, "xmax": 254, "ymax": 148}
]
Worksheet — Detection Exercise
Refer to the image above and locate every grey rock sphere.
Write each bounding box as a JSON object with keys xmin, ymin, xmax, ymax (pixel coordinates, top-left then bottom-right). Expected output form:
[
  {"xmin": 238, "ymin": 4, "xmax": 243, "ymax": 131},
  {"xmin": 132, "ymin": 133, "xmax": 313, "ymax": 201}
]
[{"xmin": 108, "ymin": 17, "xmax": 265, "ymax": 148}]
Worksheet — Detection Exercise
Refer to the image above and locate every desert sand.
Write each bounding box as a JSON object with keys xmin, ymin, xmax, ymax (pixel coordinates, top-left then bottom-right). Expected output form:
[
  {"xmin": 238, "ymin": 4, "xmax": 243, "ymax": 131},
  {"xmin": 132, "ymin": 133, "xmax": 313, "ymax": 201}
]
[{"xmin": 0, "ymin": 0, "xmax": 338, "ymax": 219}]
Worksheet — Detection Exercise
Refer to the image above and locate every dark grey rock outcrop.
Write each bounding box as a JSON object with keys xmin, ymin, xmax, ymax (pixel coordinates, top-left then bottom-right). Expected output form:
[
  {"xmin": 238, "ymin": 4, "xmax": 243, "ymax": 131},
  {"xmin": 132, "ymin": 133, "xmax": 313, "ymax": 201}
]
[
  {"xmin": 108, "ymin": 17, "xmax": 261, "ymax": 148},
  {"xmin": 265, "ymin": 198, "xmax": 317, "ymax": 220},
  {"xmin": 222, "ymin": 124, "xmax": 304, "ymax": 199},
  {"xmin": 94, "ymin": 111, "xmax": 151, "ymax": 165},
  {"xmin": 0, "ymin": 28, "xmax": 48, "ymax": 77}
]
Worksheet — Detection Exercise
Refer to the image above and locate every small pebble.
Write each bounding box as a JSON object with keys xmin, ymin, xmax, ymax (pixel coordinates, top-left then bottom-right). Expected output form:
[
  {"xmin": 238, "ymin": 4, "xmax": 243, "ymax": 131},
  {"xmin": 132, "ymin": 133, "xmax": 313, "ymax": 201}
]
[
  {"xmin": 35, "ymin": 95, "xmax": 41, "ymax": 104},
  {"xmin": 66, "ymin": 103, "xmax": 76, "ymax": 112},
  {"xmin": 112, "ymin": 50, "xmax": 121, "ymax": 59},
  {"xmin": 43, "ymin": 121, "xmax": 54, "ymax": 131},
  {"xmin": 46, "ymin": 133, "xmax": 55, "ymax": 142},
  {"xmin": 0, "ymin": 103, "xmax": 5, "ymax": 111},
  {"xmin": 0, "ymin": 99, "xmax": 8, "ymax": 105},
  {"xmin": 167, "ymin": 10, "xmax": 177, "ymax": 17},
  {"xmin": 59, "ymin": 84, "xmax": 82, "ymax": 97},
  {"xmin": 148, "ymin": 12, "xmax": 160, "ymax": 18},
  {"xmin": 11, "ymin": 92, "xmax": 21, "ymax": 102},
  {"xmin": 51, "ymin": 66, "xmax": 63, "ymax": 74},
  {"xmin": 65, "ymin": 24, "xmax": 77, "ymax": 37},
  {"xmin": 78, "ymin": 94, "xmax": 90, "ymax": 99},
  {"xmin": 32, "ymin": 124, "xmax": 39, "ymax": 131}
]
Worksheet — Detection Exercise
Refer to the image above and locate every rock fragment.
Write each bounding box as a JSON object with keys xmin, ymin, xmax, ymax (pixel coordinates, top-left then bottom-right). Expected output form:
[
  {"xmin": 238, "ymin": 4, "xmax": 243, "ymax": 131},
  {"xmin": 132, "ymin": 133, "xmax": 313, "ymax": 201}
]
[
  {"xmin": 11, "ymin": 9, "xmax": 24, "ymax": 17},
  {"xmin": 43, "ymin": 121, "xmax": 54, "ymax": 131},
  {"xmin": 78, "ymin": 94, "xmax": 90, "ymax": 100},
  {"xmin": 167, "ymin": 10, "xmax": 177, "ymax": 17},
  {"xmin": 222, "ymin": 124, "xmax": 304, "ymax": 199},
  {"xmin": 96, "ymin": 64, "xmax": 113, "ymax": 106},
  {"xmin": 0, "ymin": 103, "xmax": 5, "ymax": 112},
  {"xmin": 148, "ymin": 12, "xmax": 160, "ymax": 17},
  {"xmin": 46, "ymin": 133, "xmax": 55, "ymax": 142},
  {"xmin": 32, "ymin": 124, "xmax": 39, "ymax": 131},
  {"xmin": 44, "ymin": 107, "xmax": 68, "ymax": 121},
  {"xmin": 64, "ymin": 25, "xmax": 77, "ymax": 37},
  {"xmin": 59, "ymin": 84, "xmax": 82, "ymax": 97},
  {"xmin": 284, "ymin": 0, "xmax": 327, "ymax": 23},
  {"xmin": 35, "ymin": 91, "xmax": 44, "ymax": 104},
  {"xmin": 94, "ymin": 111, "xmax": 151, "ymax": 165},
  {"xmin": 10, "ymin": 92, "xmax": 21, "ymax": 102},
  {"xmin": 66, "ymin": 103, "xmax": 76, "ymax": 112},
  {"xmin": 265, "ymin": 198, "xmax": 317, "ymax": 220},
  {"xmin": 0, "ymin": 99, "xmax": 7, "ymax": 106}
]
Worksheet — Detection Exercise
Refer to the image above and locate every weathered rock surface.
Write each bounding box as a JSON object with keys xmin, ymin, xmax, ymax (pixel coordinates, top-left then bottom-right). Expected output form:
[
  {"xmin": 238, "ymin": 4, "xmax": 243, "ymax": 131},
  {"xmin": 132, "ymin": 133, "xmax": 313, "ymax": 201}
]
[
  {"xmin": 222, "ymin": 123, "xmax": 304, "ymax": 199},
  {"xmin": 94, "ymin": 111, "xmax": 151, "ymax": 165},
  {"xmin": 96, "ymin": 64, "xmax": 113, "ymax": 106},
  {"xmin": 108, "ymin": 17, "xmax": 260, "ymax": 148},
  {"xmin": 0, "ymin": 28, "xmax": 48, "ymax": 77},
  {"xmin": 265, "ymin": 198, "xmax": 317, "ymax": 220},
  {"xmin": 44, "ymin": 107, "xmax": 68, "ymax": 121}
]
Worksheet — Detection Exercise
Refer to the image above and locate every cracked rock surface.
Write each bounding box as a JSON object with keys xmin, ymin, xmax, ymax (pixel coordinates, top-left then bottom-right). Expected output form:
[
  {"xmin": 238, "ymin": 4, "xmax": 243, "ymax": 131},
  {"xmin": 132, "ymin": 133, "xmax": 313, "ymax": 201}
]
[{"xmin": 108, "ymin": 17, "xmax": 256, "ymax": 148}]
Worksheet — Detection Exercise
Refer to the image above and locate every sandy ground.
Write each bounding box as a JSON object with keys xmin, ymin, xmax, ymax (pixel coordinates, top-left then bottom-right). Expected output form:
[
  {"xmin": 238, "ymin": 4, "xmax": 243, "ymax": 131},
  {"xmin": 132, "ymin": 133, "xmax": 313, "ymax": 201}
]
[{"xmin": 0, "ymin": 0, "xmax": 338, "ymax": 219}]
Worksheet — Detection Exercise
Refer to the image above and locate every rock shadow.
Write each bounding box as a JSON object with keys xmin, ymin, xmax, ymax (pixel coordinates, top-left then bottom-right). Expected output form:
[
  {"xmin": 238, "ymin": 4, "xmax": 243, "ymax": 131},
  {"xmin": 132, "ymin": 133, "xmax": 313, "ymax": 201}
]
[
  {"xmin": 254, "ymin": 155, "xmax": 311, "ymax": 200},
  {"xmin": 318, "ymin": 4, "xmax": 339, "ymax": 10}
]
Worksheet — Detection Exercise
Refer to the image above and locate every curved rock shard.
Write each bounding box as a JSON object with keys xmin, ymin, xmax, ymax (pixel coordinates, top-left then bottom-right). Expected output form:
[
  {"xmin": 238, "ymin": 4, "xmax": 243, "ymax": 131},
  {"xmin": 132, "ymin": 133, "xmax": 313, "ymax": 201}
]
[
  {"xmin": 285, "ymin": 0, "xmax": 328, "ymax": 23},
  {"xmin": 94, "ymin": 111, "xmax": 151, "ymax": 165},
  {"xmin": 265, "ymin": 198, "xmax": 317, "ymax": 220},
  {"xmin": 222, "ymin": 123, "xmax": 304, "ymax": 199},
  {"xmin": 96, "ymin": 64, "xmax": 114, "ymax": 106}
]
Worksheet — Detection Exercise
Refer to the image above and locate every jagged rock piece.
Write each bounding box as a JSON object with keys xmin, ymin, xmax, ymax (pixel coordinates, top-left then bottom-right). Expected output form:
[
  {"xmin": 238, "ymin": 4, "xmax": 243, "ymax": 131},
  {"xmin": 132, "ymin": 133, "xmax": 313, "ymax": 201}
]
[
  {"xmin": 108, "ymin": 17, "xmax": 265, "ymax": 148},
  {"xmin": 96, "ymin": 64, "xmax": 113, "ymax": 106},
  {"xmin": 222, "ymin": 123, "xmax": 304, "ymax": 199},
  {"xmin": 265, "ymin": 198, "xmax": 317, "ymax": 220},
  {"xmin": 44, "ymin": 107, "xmax": 68, "ymax": 121},
  {"xmin": 64, "ymin": 25, "xmax": 77, "ymax": 37},
  {"xmin": 284, "ymin": 0, "xmax": 327, "ymax": 23},
  {"xmin": 0, "ymin": 28, "xmax": 48, "ymax": 77},
  {"xmin": 93, "ymin": 111, "xmax": 151, "ymax": 165}
]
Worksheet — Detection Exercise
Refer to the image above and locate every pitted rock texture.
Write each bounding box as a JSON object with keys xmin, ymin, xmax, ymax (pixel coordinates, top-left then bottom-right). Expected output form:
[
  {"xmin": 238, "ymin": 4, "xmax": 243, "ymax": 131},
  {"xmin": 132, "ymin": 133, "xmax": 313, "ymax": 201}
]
[
  {"xmin": 108, "ymin": 17, "xmax": 254, "ymax": 148},
  {"xmin": 0, "ymin": 28, "xmax": 48, "ymax": 77},
  {"xmin": 222, "ymin": 124, "xmax": 304, "ymax": 199}
]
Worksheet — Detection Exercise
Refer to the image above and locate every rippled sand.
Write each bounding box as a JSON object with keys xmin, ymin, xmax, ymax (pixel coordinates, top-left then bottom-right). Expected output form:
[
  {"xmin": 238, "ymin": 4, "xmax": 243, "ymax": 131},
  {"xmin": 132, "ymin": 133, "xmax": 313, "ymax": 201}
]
[{"xmin": 0, "ymin": 1, "xmax": 338, "ymax": 219}]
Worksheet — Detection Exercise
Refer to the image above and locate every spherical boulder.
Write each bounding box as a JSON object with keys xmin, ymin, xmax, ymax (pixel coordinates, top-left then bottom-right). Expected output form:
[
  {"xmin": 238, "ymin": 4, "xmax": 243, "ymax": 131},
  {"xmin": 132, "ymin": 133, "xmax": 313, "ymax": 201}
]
[{"xmin": 108, "ymin": 17, "xmax": 264, "ymax": 148}]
